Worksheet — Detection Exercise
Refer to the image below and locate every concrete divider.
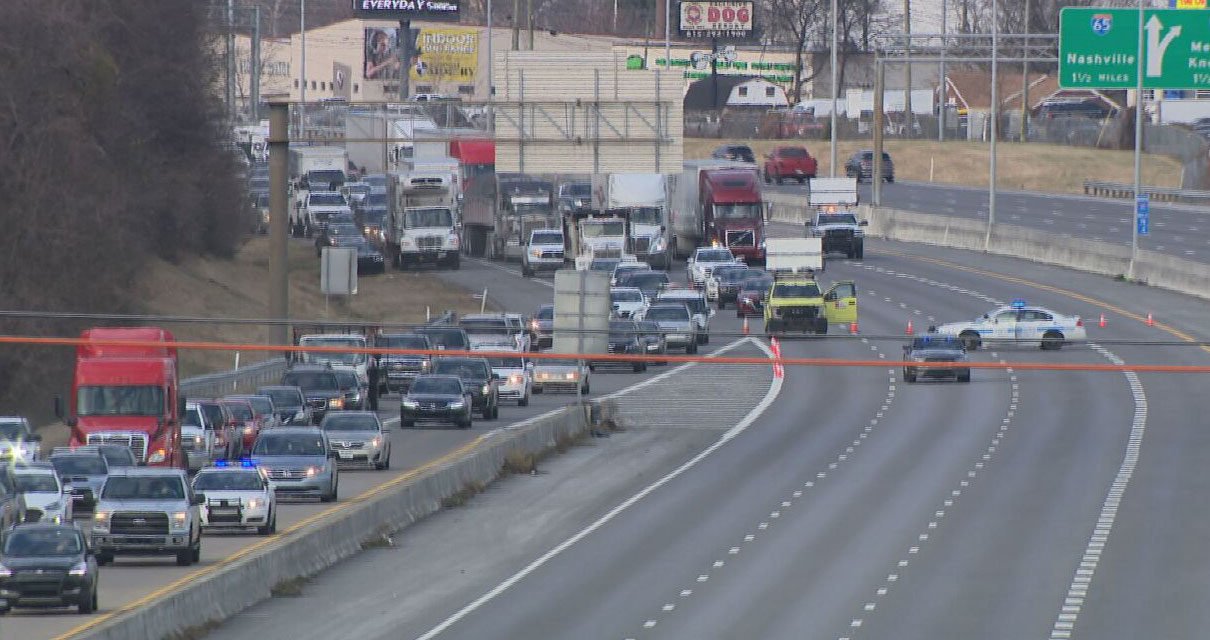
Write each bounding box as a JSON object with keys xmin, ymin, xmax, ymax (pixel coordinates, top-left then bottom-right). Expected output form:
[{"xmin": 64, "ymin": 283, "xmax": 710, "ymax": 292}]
[
  {"xmin": 75, "ymin": 402, "xmax": 602, "ymax": 640},
  {"xmin": 762, "ymin": 193, "xmax": 1210, "ymax": 302}
]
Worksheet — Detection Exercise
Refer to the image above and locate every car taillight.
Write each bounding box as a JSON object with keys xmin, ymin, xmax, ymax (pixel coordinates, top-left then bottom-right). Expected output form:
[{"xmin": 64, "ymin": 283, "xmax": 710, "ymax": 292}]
[{"xmin": 1076, "ymin": 318, "xmax": 1083, "ymax": 327}]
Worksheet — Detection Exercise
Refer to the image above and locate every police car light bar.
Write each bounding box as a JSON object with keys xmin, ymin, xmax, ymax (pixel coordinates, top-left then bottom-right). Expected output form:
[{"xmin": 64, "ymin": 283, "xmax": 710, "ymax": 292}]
[
  {"xmin": 1011, "ymin": 299, "xmax": 1027, "ymax": 309},
  {"xmin": 214, "ymin": 458, "xmax": 258, "ymax": 468}
]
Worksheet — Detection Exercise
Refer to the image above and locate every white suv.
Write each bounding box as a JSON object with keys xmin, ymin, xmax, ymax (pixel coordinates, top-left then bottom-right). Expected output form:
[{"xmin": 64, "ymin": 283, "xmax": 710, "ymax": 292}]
[{"xmin": 687, "ymin": 247, "xmax": 740, "ymax": 287}]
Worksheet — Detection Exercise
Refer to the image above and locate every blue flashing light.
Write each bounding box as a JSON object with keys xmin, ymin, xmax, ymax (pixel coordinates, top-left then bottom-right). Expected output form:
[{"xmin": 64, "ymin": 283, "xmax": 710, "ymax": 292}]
[
  {"xmin": 214, "ymin": 459, "xmax": 230, "ymax": 467},
  {"xmin": 1010, "ymin": 299, "xmax": 1027, "ymax": 309},
  {"xmin": 213, "ymin": 458, "xmax": 258, "ymax": 469}
]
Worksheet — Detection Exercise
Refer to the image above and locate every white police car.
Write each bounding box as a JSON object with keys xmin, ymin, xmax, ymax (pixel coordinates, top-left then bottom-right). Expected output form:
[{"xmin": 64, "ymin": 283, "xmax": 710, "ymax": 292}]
[
  {"xmin": 190, "ymin": 461, "xmax": 277, "ymax": 535},
  {"xmin": 930, "ymin": 299, "xmax": 1087, "ymax": 351}
]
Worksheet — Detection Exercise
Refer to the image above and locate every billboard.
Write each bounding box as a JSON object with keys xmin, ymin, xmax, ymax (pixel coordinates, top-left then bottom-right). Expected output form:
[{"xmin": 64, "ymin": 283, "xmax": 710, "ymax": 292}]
[
  {"xmin": 410, "ymin": 27, "xmax": 479, "ymax": 83},
  {"xmin": 364, "ymin": 27, "xmax": 403, "ymax": 80},
  {"xmin": 679, "ymin": 1, "xmax": 754, "ymax": 40},
  {"xmin": 352, "ymin": 0, "xmax": 460, "ymax": 22}
]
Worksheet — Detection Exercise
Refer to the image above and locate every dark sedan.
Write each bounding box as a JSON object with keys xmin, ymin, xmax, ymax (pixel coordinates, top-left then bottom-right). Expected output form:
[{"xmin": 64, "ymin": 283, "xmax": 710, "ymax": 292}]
[
  {"xmin": 416, "ymin": 326, "xmax": 471, "ymax": 353},
  {"xmin": 400, "ymin": 375, "xmax": 473, "ymax": 429},
  {"xmin": 430, "ymin": 357, "xmax": 499, "ymax": 419},
  {"xmin": 596, "ymin": 320, "xmax": 648, "ymax": 373},
  {"xmin": 328, "ymin": 235, "xmax": 385, "ymax": 275},
  {"xmin": 615, "ymin": 270, "xmax": 670, "ymax": 300},
  {"xmin": 844, "ymin": 150, "xmax": 895, "ymax": 183},
  {"xmin": 902, "ymin": 336, "xmax": 971, "ymax": 383},
  {"xmin": 710, "ymin": 144, "xmax": 756, "ymax": 163},
  {"xmin": 635, "ymin": 320, "xmax": 667, "ymax": 362},
  {"xmin": 375, "ymin": 333, "xmax": 433, "ymax": 394},
  {"xmin": 735, "ymin": 276, "xmax": 774, "ymax": 317},
  {"xmin": 314, "ymin": 223, "xmax": 363, "ymax": 257},
  {"xmin": 530, "ymin": 304, "xmax": 554, "ymax": 349},
  {"xmin": 0, "ymin": 524, "xmax": 99, "ymax": 614}
]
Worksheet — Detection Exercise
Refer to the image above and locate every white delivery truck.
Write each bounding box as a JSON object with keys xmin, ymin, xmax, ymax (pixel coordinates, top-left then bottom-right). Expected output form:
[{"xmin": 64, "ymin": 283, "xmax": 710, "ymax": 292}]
[
  {"xmin": 384, "ymin": 171, "xmax": 461, "ymax": 270},
  {"xmin": 595, "ymin": 173, "xmax": 673, "ymax": 269}
]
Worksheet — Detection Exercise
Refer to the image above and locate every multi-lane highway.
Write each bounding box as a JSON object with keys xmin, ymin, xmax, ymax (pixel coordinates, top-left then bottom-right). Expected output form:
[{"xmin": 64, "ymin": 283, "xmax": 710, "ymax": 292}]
[
  {"xmin": 768, "ymin": 179, "xmax": 1210, "ymax": 262},
  {"xmin": 208, "ymin": 229, "xmax": 1210, "ymax": 639}
]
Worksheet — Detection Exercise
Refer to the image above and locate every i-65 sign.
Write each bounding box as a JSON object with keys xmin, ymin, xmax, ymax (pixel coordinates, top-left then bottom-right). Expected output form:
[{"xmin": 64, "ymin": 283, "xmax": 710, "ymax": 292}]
[{"xmin": 1060, "ymin": 8, "xmax": 1210, "ymax": 89}]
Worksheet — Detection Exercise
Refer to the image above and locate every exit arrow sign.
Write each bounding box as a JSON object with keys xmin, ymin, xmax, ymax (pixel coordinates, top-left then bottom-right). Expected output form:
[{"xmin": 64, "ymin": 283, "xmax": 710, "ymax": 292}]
[{"xmin": 1060, "ymin": 8, "xmax": 1210, "ymax": 89}]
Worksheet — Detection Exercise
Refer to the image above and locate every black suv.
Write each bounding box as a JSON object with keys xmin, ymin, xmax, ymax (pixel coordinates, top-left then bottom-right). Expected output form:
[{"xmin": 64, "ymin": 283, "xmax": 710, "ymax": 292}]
[
  {"xmin": 844, "ymin": 150, "xmax": 894, "ymax": 183},
  {"xmin": 400, "ymin": 375, "xmax": 474, "ymax": 429},
  {"xmin": 416, "ymin": 326, "xmax": 471, "ymax": 353},
  {"xmin": 280, "ymin": 366, "xmax": 345, "ymax": 422},
  {"xmin": 430, "ymin": 357, "xmax": 499, "ymax": 419},
  {"xmin": 375, "ymin": 333, "xmax": 433, "ymax": 394},
  {"xmin": 902, "ymin": 336, "xmax": 970, "ymax": 383},
  {"xmin": 809, "ymin": 211, "xmax": 869, "ymax": 259},
  {"xmin": 0, "ymin": 524, "xmax": 99, "ymax": 614},
  {"xmin": 711, "ymin": 144, "xmax": 756, "ymax": 163}
]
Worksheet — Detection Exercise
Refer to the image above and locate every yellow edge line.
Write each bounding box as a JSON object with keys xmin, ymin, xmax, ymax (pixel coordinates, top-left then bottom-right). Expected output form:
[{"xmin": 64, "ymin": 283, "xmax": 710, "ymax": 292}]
[
  {"xmin": 878, "ymin": 247, "xmax": 1210, "ymax": 354},
  {"xmin": 53, "ymin": 434, "xmax": 491, "ymax": 640}
]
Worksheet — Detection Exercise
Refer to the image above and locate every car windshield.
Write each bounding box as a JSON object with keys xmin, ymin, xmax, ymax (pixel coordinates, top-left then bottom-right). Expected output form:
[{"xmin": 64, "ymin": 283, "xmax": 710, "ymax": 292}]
[
  {"xmin": 778, "ymin": 147, "xmax": 809, "ymax": 158},
  {"xmin": 637, "ymin": 321, "xmax": 662, "ymax": 334},
  {"xmin": 697, "ymin": 250, "xmax": 734, "ymax": 262},
  {"xmin": 260, "ymin": 389, "xmax": 302, "ymax": 407},
  {"xmin": 539, "ymin": 359, "xmax": 580, "ymax": 367},
  {"xmin": 405, "ymin": 208, "xmax": 454, "ymax": 228},
  {"xmin": 183, "ymin": 407, "xmax": 203, "ymax": 428},
  {"xmin": 461, "ymin": 320, "xmax": 511, "ymax": 335},
  {"xmin": 581, "ymin": 221, "xmax": 625, "ymax": 237},
  {"xmin": 343, "ymin": 184, "xmax": 371, "ymax": 196},
  {"xmin": 364, "ymin": 175, "xmax": 387, "ymax": 188},
  {"xmin": 322, "ymin": 414, "xmax": 379, "ymax": 431},
  {"xmin": 610, "ymin": 321, "xmax": 638, "ymax": 337},
  {"xmin": 76, "ymin": 385, "xmax": 163, "ymax": 417},
  {"xmin": 102, "ymin": 476, "xmax": 185, "ymax": 500},
  {"xmin": 742, "ymin": 277, "xmax": 773, "ymax": 291},
  {"xmin": 379, "ymin": 335, "xmax": 429, "ymax": 349},
  {"xmin": 714, "ymin": 267, "xmax": 747, "ymax": 282},
  {"xmin": 253, "ymin": 434, "xmax": 326, "ymax": 456},
  {"xmin": 193, "ymin": 472, "xmax": 264, "ymax": 491},
  {"xmin": 773, "ymin": 283, "xmax": 821, "ymax": 297},
  {"xmin": 14, "ymin": 475, "xmax": 59, "ymax": 493},
  {"xmin": 223, "ymin": 403, "xmax": 254, "ymax": 421},
  {"xmin": 200, "ymin": 403, "xmax": 226, "ymax": 428},
  {"xmin": 531, "ymin": 231, "xmax": 563, "ymax": 245},
  {"xmin": 817, "ymin": 214, "xmax": 858, "ymax": 225},
  {"xmin": 432, "ymin": 360, "xmax": 489, "ymax": 379},
  {"xmin": 535, "ymin": 306, "xmax": 554, "ymax": 320},
  {"xmin": 712, "ymin": 204, "xmax": 761, "ymax": 220},
  {"xmin": 590, "ymin": 260, "xmax": 620, "ymax": 272},
  {"xmin": 101, "ymin": 449, "xmax": 136, "ymax": 467},
  {"xmin": 328, "ymin": 224, "xmax": 360, "ymax": 236},
  {"xmin": 626, "ymin": 273, "xmax": 669, "ymax": 289},
  {"xmin": 487, "ymin": 357, "xmax": 525, "ymax": 369},
  {"xmin": 0, "ymin": 422, "xmax": 29, "ymax": 439},
  {"xmin": 2, "ymin": 529, "xmax": 82, "ymax": 556},
  {"xmin": 299, "ymin": 337, "xmax": 366, "ymax": 366},
  {"xmin": 562, "ymin": 183, "xmax": 591, "ymax": 198},
  {"xmin": 612, "ymin": 290, "xmax": 643, "ymax": 302},
  {"xmin": 309, "ymin": 193, "xmax": 347, "ymax": 206},
  {"xmin": 334, "ymin": 371, "xmax": 359, "ymax": 390},
  {"xmin": 630, "ymin": 207, "xmax": 662, "ymax": 225},
  {"xmin": 662, "ymin": 296, "xmax": 706, "ymax": 314},
  {"xmin": 281, "ymin": 371, "xmax": 339, "ymax": 390},
  {"xmin": 411, "ymin": 377, "xmax": 462, "ymax": 395},
  {"xmin": 419, "ymin": 329, "xmax": 468, "ymax": 350},
  {"xmin": 307, "ymin": 170, "xmax": 345, "ymax": 188},
  {"xmin": 646, "ymin": 306, "xmax": 689, "ymax": 321},
  {"xmin": 231, "ymin": 397, "xmax": 273, "ymax": 415},
  {"xmin": 50, "ymin": 456, "xmax": 107, "ymax": 476}
]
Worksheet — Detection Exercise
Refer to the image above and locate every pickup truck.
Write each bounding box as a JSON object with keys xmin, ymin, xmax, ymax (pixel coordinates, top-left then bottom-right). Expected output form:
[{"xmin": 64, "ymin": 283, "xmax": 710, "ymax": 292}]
[
  {"xmin": 763, "ymin": 146, "xmax": 818, "ymax": 184},
  {"xmin": 91, "ymin": 468, "xmax": 204, "ymax": 566},
  {"xmin": 521, "ymin": 229, "xmax": 565, "ymax": 277}
]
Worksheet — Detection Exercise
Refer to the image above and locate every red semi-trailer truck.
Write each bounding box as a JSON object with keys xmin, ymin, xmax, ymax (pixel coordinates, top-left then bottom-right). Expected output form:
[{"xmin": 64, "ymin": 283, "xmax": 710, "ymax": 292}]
[
  {"xmin": 671, "ymin": 160, "xmax": 766, "ymax": 264},
  {"xmin": 55, "ymin": 327, "xmax": 186, "ymax": 468}
]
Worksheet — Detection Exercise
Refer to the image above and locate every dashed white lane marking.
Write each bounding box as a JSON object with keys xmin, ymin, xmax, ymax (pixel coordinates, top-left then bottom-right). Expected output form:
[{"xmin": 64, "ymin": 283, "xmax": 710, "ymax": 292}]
[
  {"xmin": 413, "ymin": 338, "xmax": 783, "ymax": 640},
  {"xmin": 1048, "ymin": 345, "xmax": 1147, "ymax": 640}
]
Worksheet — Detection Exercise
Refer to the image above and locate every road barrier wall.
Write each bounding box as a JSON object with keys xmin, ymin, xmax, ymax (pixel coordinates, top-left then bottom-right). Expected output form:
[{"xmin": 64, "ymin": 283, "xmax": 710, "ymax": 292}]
[
  {"xmin": 76, "ymin": 401, "xmax": 604, "ymax": 640},
  {"xmin": 764, "ymin": 193, "xmax": 1210, "ymax": 301}
]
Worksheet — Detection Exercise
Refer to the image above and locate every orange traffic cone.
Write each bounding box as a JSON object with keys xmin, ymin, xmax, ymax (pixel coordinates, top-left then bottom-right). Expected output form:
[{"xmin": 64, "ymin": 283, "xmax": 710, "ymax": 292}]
[
  {"xmin": 849, "ymin": 321, "xmax": 859, "ymax": 335},
  {"xmin": 905, "ymin": 320, "xmax": 914, "ymax": 335},
  {"xmin": 742, "ymin": 316, "xmax": 750, "ymax": 335},
  {"xmin": 1099, "ymin": 313, "xmax": 1107, "ymax": 328},
  {"xmin": 1146, "ymin": 312, "xmax": 1154, "ymax": 327}
]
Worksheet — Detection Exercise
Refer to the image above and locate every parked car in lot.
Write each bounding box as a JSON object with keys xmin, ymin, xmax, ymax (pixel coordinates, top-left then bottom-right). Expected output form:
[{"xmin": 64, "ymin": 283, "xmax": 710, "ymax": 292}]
[
  {"xmin": 12, "ymin": 463, "xmax": 72, "ymax": 524},
  {"xmin": 91, "ymin": 468, "xmax": 204, "ymax": 566},
  {"xmin": 711, "ymin": 144, "xmax": 756, "ymax": 163},
  {"xmin": 319, "ymin": 411, "xmax": 392, "ymax": 470},
  {"xmin": 763, "ymin": 145, "xmax": 818, "ymax": 184},
  {"xmin": 400, "ymin": 375, "xmax": 474, "ymax": 429},
  {"xmin": 191, "ymin": 464, "xmax": 277, "ymax": 534},
  {"xmin": 250, "ymin": 427, "xmax": 339, "ymax": 503},
  {"xmin": 256, "ymin": 386, "xmax": 312, "ymax": 426},
  {"xmin": 430, "ymin": 357, "xmax": 499, "ymax": 419},
  {"xmin": 844, "ymin": 149, "xmax": 895, "ymax": 183},
  {"xmin": 0, "ymin": 524, "xmax": 98, "ymax": 614}
]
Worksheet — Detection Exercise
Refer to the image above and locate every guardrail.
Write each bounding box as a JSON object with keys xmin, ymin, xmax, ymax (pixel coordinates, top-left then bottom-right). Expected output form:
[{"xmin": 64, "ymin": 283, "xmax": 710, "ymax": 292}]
[
  {"xmin": 1082, "ymin": 180, "xmax": 1210, "ymax": 204},
  {"xmin": 180, "ymin": 358, "xmax": 288, "ymax": 398}
]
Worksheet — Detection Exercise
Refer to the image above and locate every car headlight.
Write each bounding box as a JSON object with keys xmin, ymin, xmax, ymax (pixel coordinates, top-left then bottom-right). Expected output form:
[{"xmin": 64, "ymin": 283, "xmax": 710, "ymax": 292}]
[
  {"xmin": 192, "ymin": 435, "xmax": 203, "ymax": 445},
  {"xmin": 530, "ymin": 248, "xmax": 542, "ymax": 257},
  {"xmin": 171, "ymin": 511, "xmax": 189, "ymax": 529},
  {"xmin": 646, "ymin": 343, "xmax": 659, "ymax": 351},
  {"xmin": 328, "ymin": 397, "xmax": 344, "ymax": 408},
  {"xmin": 246, "ymin": 498, "xmax": 262, "ymax": 509},
  {"xmin": 0, "ymin": 564, "xmax": 11, "ymax": 578},
  {"xmin": 306, "ymin": 466, "xmax": 320, "ymax": 477},
  {"xmin": 912, "ymin": 356, "xmax": 927, "ymax": 362},
  {"xmin": 508, "ymin": 374, "xmax": 524, "ymax": 385},
  {"xmin": 148, "ymin": 449, "xmax": 167, "ymax": 464},
  {"xmin": 371, "ymin": 436, "xmax": 382, "ymax": 448},
  {"xmin": 402, "ymin": 399, "xmax": 419, "ymax": 409},
  {"xmin": 565, "ymin": 372, "xmax": 578, "ymax": 380},
  {"xmin": 243, "ymin": 426, "xmax": 254, "ymax": 435},
  {"xmin": 347, "ymin": 392, "xmax": 362, "ymax": 402},
  {"xmin": 449, "ymin": 400, "xmax": 466, "ymax": 409}
]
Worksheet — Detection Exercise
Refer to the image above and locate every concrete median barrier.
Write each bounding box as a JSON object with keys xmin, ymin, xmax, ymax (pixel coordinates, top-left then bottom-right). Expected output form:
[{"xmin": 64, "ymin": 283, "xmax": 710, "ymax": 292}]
[
  {"xmin": 763, "ymin": 193, "xmax": 1210, "ymax": 301},
  {"xmin": 71, "ymin": 403, "xmax": 597, "ymax": 640}
]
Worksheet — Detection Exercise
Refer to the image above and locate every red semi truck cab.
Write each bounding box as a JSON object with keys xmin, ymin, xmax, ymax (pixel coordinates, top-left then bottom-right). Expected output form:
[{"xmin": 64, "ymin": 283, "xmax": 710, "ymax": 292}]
[
  {"xmin": 700, "ymin": 168, "xmax": 765, "ymax": 264},
  {"xmin": 57, "ymin": 327, "xmax": 186, "ymax": 468}
]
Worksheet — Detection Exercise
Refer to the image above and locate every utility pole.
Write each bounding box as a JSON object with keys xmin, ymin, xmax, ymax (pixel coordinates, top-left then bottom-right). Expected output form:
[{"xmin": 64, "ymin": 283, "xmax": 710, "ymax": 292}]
[
  {"xmin": 227, "ymin": 0, "xmax": 235, "ymax": 123},
  {"xmin": 527, "ymin": 0, "xmax": 534, "ymax": 49},
  {"xmin": 873, "ymin": 61, "xmax": 885, "ymax": 205},
  {"xmin": 268, "ymin": 98, "xmax": 291, "ymax": 348},
  {"xmin": 829, "ymin": 0, "xmax": 838, "ymax": 177},
  {"xmin": 512, "ymin": 0, "xmax": 520, "ymax": 50},
  {"xmin": 986, "ymin": 0, "xmax": 998, "ymax": 251},
  {"xmin": 299, "ymin": 0, "xmax": 306, "ymax": 136},
  {"xmin": 487, "ymin": 0, "xmax": 494, "ymax": 130},
  {"xmin": 903, "ymin": 0, "xmax": 911, "ymax": 138},
  {"xmin": 399, "ymin": 20, "xmax": 411, "ymax": 100},
  {"xmin": 1129, "ymin": 0, "xmax": 1144, "ymax": 279},
  {"xmin": 938, "ymin": 0, "xmax": 946, "ymax": 141},
  {"xmin": 1019, "ymin": 0, "xmax": 1029, "ymax": 143},
  {"xmin": 251, "ymin": 5, "xmax": 262, "ymax": 122}
]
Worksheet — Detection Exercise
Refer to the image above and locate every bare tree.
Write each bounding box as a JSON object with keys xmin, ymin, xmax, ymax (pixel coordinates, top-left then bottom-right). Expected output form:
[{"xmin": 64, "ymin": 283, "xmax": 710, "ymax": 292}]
[{"xmin": 766, "ymin": 0, "xmax": 825, "ymax": 103}]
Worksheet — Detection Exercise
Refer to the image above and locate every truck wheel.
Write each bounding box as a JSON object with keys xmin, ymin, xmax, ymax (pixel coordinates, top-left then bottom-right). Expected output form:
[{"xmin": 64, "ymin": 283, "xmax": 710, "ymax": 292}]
[
  {"xmin": 904, "ymin": 369, "xmax": 917, "ymax": 383},
  {"xmin": 447, "ymin": 253, "xmax": 460, "ymax": 270},
  {"xmin": 78, "ymin": 586, "xmax": 97, "ymax": 614},
  {"xmin": 686, "ymin": 341, "xmax": 698, "ymax": 355},
  {"xmin": 191, "ymin": 541, "xmax": 201, "ymax": 563},
  {"xmin": 775, "ymin": 174, "xmax": 784, "ymax": 185},
  {"xmin": 855, "ymin": 243, "xmax": 864, "ymax": 259},
  {"xmin": 960, "ymin": 331, "xmax": 981, "ymax": 351},
  {"xmin": 95, "ymin": 553, "xmax": 113, "ymax": 566},
  {"xmin": 176, "ymin": 548, "xmax": 193, "ymax": 566},
  {"xmin": 521, "ymin": 263, "xmax": 533, "ymax": 277}
]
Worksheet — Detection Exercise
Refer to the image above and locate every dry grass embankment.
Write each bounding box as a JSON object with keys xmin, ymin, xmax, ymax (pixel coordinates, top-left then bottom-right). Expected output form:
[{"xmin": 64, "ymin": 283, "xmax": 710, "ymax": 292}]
[{"xmin": 683, "ymin": 138, "xmax": 1183, "ymax": 195}]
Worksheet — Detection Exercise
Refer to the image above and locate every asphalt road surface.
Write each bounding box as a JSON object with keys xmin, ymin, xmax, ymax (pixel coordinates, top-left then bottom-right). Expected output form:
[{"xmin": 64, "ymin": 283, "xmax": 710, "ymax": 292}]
[
  {"xmin": 768, "ymin": 179, "xmax": 1210, "ymax": 263},
  {"xmin": 212, "ymin": 234, "xmax": 1210, "ymax": 640}
]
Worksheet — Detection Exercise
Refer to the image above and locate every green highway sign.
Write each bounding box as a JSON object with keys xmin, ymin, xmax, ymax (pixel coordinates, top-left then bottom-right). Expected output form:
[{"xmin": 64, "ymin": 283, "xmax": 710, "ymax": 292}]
[{"xmin": 1060, "ymin": 8, "xmax": 1210, "ymax": 89}]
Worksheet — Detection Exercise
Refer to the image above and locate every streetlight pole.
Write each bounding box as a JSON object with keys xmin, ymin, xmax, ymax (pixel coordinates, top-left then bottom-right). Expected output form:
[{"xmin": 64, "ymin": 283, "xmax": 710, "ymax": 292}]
[
  {"xmin": 938, "ymin": 0, "xmax": 946, "ymax": 141},
  {"xmin": 829, "ymin": 0, "xmax": 838, "ymax": 177},
  {"xmin": 1129, "ymin": 0, "xmax": 1144, "ymax": 279},
  {"xmin": 299, "ymin": 0, "xmax": 306, "ymax": 135},
  {"xmin": 665, "ymin": 0, "xmax": 671, "ymax": 73},
  {"xmin": 487, "ymin": 0, "xmax": 493, "ymax": 131},
  {"xmin": 985, "ymin": 0, "xmax": 997, "ymax": 251}
]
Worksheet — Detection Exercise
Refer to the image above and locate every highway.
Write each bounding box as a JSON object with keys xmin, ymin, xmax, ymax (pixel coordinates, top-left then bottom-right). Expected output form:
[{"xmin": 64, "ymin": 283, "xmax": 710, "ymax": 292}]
[
  {"xmin": 768, "ymin": 179, "xmax": 1210, "ymax": 262},
  {"xmin": 211, "ymin": 232, "xmax": 1210, "ymax": 639},
  {"xmin": 2, "ymin": 248, "xmax": 748, "ymax": 640}
]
